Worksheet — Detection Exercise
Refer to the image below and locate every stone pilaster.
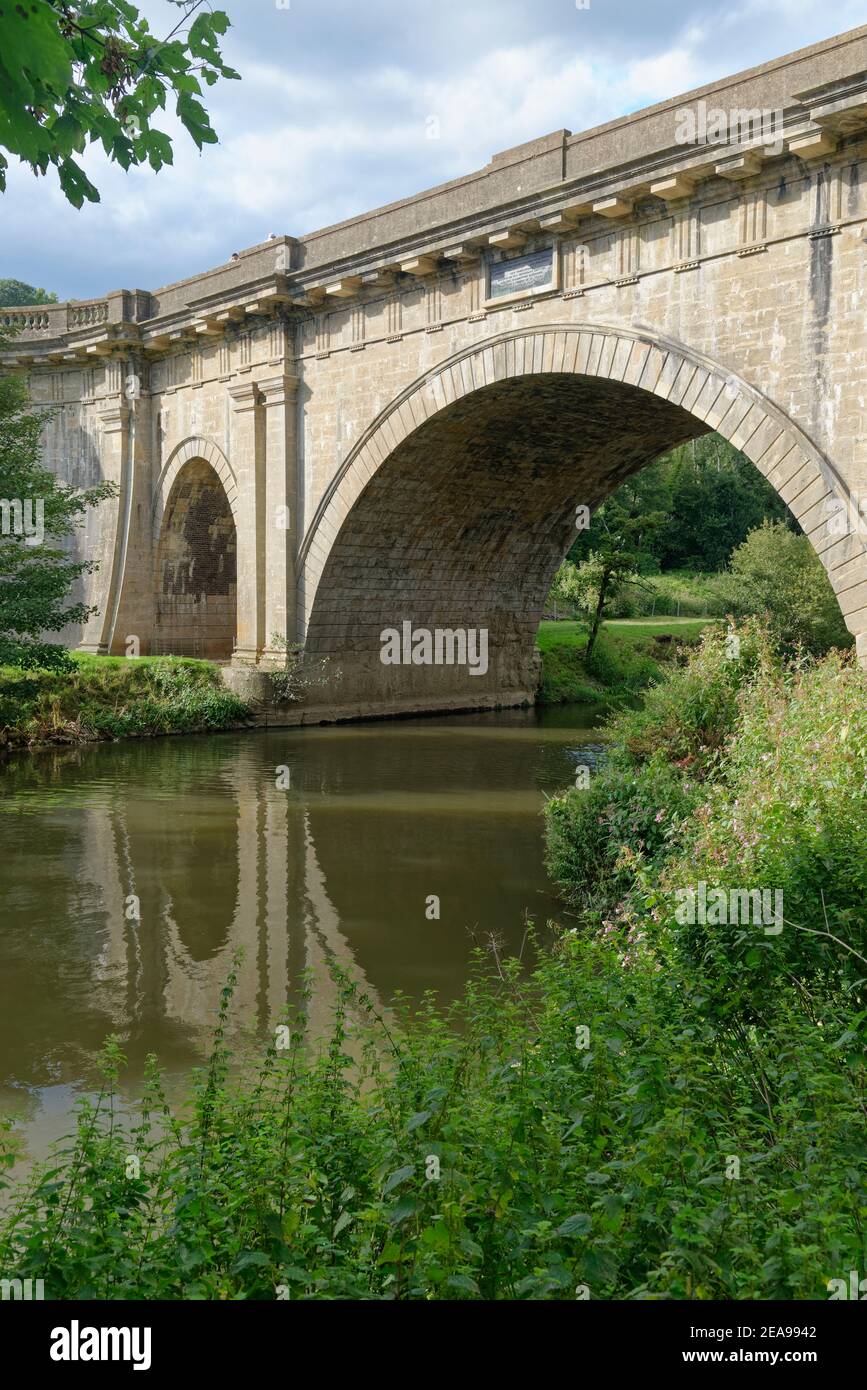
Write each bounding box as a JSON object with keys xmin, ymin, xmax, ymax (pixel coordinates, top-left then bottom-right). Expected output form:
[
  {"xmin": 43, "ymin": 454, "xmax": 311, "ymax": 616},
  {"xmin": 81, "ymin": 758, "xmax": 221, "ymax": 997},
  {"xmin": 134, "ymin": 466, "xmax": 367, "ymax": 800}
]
[
  {"xmin": 78, "ymin": 398, "xmax": 130, "ymax": 654},
  {"xmin": 109, "ymin": 358, "xmax": 156, "ymax": 654},
  {"xmin": 228, "ymin": 380, "xmax": 265, "ymax": 663},
  {"xmin": 259, "ymin": 372, "xmax": 300, "ymax": 664}
]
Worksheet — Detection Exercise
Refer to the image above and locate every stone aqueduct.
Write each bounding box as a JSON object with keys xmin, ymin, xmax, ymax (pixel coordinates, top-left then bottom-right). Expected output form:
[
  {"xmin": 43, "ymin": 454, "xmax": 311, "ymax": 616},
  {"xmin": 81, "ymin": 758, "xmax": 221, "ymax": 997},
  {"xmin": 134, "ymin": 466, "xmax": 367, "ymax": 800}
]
[{"xmin": 4, "ymin": 26, "xmax": 867, "ymax": 718}]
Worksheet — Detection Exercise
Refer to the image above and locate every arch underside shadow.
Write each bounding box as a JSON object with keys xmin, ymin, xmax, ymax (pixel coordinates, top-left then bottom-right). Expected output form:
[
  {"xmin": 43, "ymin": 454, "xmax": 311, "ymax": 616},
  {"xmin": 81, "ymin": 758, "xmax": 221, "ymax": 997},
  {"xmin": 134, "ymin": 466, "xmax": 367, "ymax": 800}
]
[
  {"xmin": 300, "ymin": 326, "xmax": 866, "ymax": 715},
  {"xmin": 154, "ymin": 457, "xmax": 237, "ymax": 659},
  {"xmin": 153, "ymin": 435, "xmax": 238, "ymax": 534}
]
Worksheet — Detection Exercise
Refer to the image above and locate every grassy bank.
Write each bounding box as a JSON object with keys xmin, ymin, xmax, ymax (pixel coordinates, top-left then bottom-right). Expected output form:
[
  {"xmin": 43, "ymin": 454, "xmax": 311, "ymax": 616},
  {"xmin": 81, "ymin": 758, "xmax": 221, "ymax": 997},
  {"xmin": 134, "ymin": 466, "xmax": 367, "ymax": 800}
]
[
  {"xmin": 1, "ymin": 621, "xmax": 862, "ymax": 1300},
  {"xmin": 0, "ymin": 619, "xmax": 707, "ymax": 751},
  {"xmin": 0, "ymin": 654, "xmax": 250, "ymax": 750},
  {"xmin": 536, "ymin": 617, "xmax": 711, "ymax": 705}
]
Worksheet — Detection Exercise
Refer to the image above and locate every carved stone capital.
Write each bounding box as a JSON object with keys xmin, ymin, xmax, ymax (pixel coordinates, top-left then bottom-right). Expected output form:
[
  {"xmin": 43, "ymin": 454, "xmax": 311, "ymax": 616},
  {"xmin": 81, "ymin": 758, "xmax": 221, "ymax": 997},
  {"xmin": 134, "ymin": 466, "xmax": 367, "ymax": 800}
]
[
  {"xmin": 227, "ymin": 380, "xmax": 262, "ymax": 412},
  {"xmin": 97, "ymin": 403, "xmax": 130, "ymax": 434},
  {"xmin": 258, "ymin": 373, "xmax": 300, "ymax": 407}
]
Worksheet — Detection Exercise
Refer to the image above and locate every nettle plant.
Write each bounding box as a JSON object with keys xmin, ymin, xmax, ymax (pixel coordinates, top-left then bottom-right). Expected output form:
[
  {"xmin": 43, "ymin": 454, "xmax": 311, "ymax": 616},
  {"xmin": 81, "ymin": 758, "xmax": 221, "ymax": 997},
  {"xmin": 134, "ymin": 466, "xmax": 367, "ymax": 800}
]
[{"xmin": 1, "ymin": 932, "xmax": 864, "ymax": 1301}]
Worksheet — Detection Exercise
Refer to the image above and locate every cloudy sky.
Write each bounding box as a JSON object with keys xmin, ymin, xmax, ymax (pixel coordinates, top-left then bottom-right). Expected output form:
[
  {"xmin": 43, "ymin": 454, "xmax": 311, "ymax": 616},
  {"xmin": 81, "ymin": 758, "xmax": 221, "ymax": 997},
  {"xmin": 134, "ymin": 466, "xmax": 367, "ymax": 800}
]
[{"xmin": 2, "ymin": 0, "xmax": 864, "ymax": 300}]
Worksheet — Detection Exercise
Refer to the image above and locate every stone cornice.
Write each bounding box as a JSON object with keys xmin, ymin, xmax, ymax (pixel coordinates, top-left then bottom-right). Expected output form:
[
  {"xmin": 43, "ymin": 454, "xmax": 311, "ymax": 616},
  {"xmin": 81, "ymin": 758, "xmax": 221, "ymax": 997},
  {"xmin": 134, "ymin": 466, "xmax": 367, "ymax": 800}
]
[
  {"xmin": 97, "ymin": 403, "xmax": 130, "ymax": 433},
  {"xmin": 258, "ymin": 373, "xmax": 300, "ymax": 406},
  {"xmin": 3, "ymin": 26, "xmax": 867, "ymax": 366},
  {"xmin": 227, "ymin": 381, "xmax": 262, "ymax": 411}
]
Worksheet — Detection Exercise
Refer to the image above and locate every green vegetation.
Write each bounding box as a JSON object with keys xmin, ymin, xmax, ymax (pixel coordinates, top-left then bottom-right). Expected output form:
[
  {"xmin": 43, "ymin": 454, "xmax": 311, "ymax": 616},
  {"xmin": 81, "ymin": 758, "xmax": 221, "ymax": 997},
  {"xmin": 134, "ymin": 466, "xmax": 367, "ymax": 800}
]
[
  {"xmin": 0, "ymin": 280, "xmax": 57, "ymax": 307},
  {"xmin": 1, "ymin": 625, "xmax": 863, "ymax": 1300},
  {"xmin": 555, "ymin": 569, "xmax": 729, "ymax": 620},
  {"xmin": 722, "ymin": 520, "xmax": 853, "ymax": 656},
  {"xmin": 0, "ymin": 2, "xmax": 238, "ymax": 208},
  {"xmin": 589, "ymin": 618, "xmax": 710, "ymax": 647},
  {"xmin": 547, "ymin": 431, "xmax": 846, "ymax": 646},
  {"xmin": 563, "ymin": 486, "xmax": 669, "ymax": 657},
  {"xmin": 569, "ymin": 433, "xmax": 794, "ymax": 578},
  {"xmin": 0, "ymin": 357, "xmax": 116, "ymax": 669},
  {"xmin": 536, "ymin": 617, "xmax": 708, "ymax": 706},
  {"xmin": 0, "ymin": 653, "xmax": 250, "ymax": 749},
  {"xmin": 546, "ymin": 615, "xmax": 866, "ymax": 1021},
  {"xmin": 544, "ymin": 479, "xmax": 851, "ymax": 710}
]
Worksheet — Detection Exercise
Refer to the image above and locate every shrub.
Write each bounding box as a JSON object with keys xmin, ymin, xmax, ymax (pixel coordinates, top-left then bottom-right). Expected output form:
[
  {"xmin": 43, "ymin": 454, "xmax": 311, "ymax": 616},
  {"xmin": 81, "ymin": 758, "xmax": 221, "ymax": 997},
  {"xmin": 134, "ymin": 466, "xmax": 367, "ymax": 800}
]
[
  {"xmin": 583, "ymin": 631, "xmax": 659, "ymax": 692},
  {"xmin": 544, "ymin": 622, "xmax": 781, "ymax": 912},
  {"xmin": 608, "ymin": 619, "xmax": 780, "ymax": 772},
  {"xmin": 546, "ymin": 751, "xmax": 699, "ymax": 914},
  {"xmin": 658, "ymin": 650, "xmax": 867, "ymax": 1006},
  {"xmin": 0, "ymin": 656, "xmax": 249, "ymax": 748},
  {"xmin": 720, "ymin": 521, "xmax": 853, "ymax": 656},
  {"xmin": 1, "ymin": 938, "xmax": 863, "ymax": 1301},
  {"xmin": 598, "ymin": 570, "xmax": 731, "ymax": 619},
  {"xmin": 537, "ymin": 628, "xmax": 660, "ymax": 707}
]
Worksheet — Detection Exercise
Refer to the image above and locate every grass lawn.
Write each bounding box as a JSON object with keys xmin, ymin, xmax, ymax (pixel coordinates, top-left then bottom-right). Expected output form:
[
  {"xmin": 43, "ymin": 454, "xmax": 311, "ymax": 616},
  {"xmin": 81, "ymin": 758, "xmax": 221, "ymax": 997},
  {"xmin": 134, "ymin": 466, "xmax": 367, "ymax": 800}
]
[
  {"xmin": 535, "ymin": 615, "xmax": 715, "ymax": 705},
  {"xmin": 536, "ymin": 615, "xmax": 713, "ymax": 651},
  {"xmin": 599, "ymin": 616, "xmax": 712, "ymax": 646},
  {"xmin": 69, "ymin": 652, "xmax": 214, "ymax": 670}
]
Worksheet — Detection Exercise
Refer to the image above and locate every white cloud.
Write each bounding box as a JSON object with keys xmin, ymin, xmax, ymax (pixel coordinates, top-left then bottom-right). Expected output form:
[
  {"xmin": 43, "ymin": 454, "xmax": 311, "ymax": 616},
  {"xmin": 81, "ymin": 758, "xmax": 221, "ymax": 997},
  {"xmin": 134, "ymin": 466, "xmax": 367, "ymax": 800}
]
[{"xmin": 0, "ymin": 1, "xmax": 860, "ymax": 297}]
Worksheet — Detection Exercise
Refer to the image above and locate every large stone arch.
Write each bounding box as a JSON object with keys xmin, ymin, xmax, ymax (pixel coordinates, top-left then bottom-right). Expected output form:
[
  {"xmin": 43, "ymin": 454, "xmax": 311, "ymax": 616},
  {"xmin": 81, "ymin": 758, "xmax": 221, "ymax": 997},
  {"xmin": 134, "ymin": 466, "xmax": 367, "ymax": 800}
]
[
  {"xmin": 296, "ymin": 323, "xmax": 866, "ymax": 715},
  {"xmin": 153, "ymin": 448, "xmax": 238, "ymax": 660},
  {"xmin": 153, "ymin": 436, "xmax": 239, "ymax": 536}
]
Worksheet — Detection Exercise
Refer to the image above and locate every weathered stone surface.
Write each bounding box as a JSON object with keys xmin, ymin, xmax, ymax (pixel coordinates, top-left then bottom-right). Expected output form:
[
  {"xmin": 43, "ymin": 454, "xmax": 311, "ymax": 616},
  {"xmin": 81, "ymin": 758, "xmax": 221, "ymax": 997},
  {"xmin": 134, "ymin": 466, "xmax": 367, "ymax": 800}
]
[{"xmin": 3, "ymin": 26, "xmax": 867, "ymax": 714}]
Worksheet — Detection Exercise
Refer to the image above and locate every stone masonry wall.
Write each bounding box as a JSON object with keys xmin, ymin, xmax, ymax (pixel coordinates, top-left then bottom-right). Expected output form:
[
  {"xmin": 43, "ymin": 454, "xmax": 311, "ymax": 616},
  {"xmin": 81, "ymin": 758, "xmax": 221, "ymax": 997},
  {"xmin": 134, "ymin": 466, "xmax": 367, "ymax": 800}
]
[{"xmin": 5, "ymin": 27, "xmax": 867, "ymax": 714}]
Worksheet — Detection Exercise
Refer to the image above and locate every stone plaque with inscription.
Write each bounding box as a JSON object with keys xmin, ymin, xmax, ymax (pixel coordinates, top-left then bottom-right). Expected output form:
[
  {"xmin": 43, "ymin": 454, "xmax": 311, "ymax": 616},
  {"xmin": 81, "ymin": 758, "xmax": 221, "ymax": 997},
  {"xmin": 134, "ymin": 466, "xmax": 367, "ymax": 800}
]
[{"xmin": 489, "ymin": 248, "xmax": 554, "ymax": 299}]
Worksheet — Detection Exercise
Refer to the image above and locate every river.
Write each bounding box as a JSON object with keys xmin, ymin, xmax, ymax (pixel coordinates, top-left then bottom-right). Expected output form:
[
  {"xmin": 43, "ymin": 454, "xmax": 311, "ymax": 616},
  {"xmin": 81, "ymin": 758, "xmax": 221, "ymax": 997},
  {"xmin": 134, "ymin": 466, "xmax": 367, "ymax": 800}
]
[{"xmin": 0, "ymin": 704, "xmax": 603, "ymax": 1165}]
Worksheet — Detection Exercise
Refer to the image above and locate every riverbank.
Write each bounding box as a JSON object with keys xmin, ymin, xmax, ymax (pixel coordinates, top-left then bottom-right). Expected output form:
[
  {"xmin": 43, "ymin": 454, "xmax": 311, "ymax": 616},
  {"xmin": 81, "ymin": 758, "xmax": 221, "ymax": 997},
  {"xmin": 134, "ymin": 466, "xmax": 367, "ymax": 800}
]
[
  {"xmin": 0, "ymin": 618, "xmax": 709, "ymax": 751},
  {"xmin": 536, "ymin": 617, "xmax": 710, "ymax": 705},
  {"xmin": 0, "ymin": 654, "xmax": 251, "ymax": 750},
  {"xmin": 2, "ymin": 621, "xmax": 862, "ymax": 1299}
]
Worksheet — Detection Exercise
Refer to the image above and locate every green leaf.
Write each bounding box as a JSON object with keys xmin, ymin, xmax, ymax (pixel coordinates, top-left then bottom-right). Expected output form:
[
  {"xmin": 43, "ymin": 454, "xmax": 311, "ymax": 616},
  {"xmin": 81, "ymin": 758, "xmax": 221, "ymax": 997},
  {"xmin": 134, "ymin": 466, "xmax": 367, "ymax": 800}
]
[
  {"xmin": 446, "ymin": 1273, "xmax": 480, "ymax": 1295},
  {"xmin": 176, "ymin": 91, "xmax": 216, "ymax": 150},
  {"xmin": 231, "ymin": 1250, "xmax": 272, "ymax": 1272},
  {"xmin": 383, "ymin": 1164, "xmax": 414, "ymax": 1195},
  {"xmin": 407, "ymin": 1110, "xmax": 432, "ymax": 1132},
  {"xmin": 557, "ymin": 1212, "xmax": 592, "ymax": 1237},
  {"xmin": 332, "ymin": 1210, "xmax": 352, "ymax": 1237},
  {"xmin": 387, "ymin": 1198, "xmax": 419, "ymax": 1225},
  {"xmin": 57, "ymin": 157, "xmax": 99, "ymax": 208}
]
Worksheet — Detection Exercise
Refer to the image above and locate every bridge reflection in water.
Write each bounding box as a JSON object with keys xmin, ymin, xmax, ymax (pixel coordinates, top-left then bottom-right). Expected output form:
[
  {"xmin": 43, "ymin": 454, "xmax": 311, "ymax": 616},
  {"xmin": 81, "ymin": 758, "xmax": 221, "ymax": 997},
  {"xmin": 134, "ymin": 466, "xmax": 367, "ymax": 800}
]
[{"xmin": 0, "ymin": 711, "xmax": 597, "ymax": 1155}]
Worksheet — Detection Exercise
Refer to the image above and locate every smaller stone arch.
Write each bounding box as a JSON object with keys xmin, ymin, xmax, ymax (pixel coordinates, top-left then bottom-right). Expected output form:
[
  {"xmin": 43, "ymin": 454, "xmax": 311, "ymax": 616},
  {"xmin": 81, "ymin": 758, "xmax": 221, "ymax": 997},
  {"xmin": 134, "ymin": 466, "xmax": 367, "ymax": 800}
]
[
  {"xmin": 153, "ymin": 436, "xmax": 239, "ymax": 536},
  {"xmin": 153, "ymin": 445, "xmax": 238, "ymax": 660}
]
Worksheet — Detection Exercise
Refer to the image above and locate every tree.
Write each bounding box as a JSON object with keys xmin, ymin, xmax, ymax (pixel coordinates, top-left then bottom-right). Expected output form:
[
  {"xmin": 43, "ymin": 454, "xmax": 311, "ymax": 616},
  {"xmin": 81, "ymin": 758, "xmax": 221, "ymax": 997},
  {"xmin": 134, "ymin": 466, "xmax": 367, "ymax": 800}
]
[
  {"xmin": 654, "ymin": 435, "xmax": 794, "ymax": 571},
  {"xmin": 0, "ymin": 2, "xmax": 239, "ymax": 208},
  {"xmin": 0, "ymin": 279, "xmax": 58, "ymax": 307},
  {"xmin": 568, "ymin": 434, "xmax": 795, "ymax": 576},
  {"xmin": 548, "ymin": 559, "xmax": 584, "ymax": 616},
  {"xmin": 573, "ymin": 492, "xmax": 669, "ymax": 657},
  {"xmin": 0, "ymin": 351, "xmax": 115, "ymax": 668},
  {"xmin": 721, "ymin": 521, "xmax": 853, "ymax": 657}
]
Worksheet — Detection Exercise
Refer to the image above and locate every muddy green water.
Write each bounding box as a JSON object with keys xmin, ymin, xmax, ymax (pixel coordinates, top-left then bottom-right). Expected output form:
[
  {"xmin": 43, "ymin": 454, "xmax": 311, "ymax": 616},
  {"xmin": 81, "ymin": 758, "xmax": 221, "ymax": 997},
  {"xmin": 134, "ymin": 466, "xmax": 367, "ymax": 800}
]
[{"xmin": 0, "ymin": 705, "xmax": 603, "ymax": 1163}]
